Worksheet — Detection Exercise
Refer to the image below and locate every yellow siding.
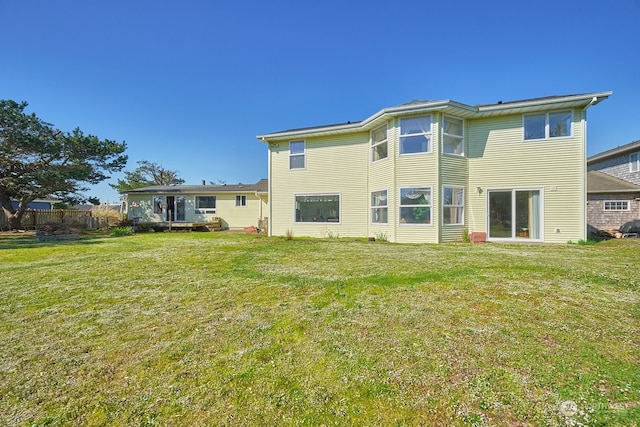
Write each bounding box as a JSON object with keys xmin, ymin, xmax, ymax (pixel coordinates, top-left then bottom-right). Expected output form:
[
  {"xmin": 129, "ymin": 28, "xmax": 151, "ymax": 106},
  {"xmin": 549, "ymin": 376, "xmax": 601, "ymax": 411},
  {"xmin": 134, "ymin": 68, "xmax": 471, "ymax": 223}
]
[
  {"xmin": 126, "ymin": 192, "xmax": 264, "ymax": 229},
  {"xmin": 467, "ymin": 111, "xmax": 585, "ymax": 242},
  {"xmin": 269, "ymin": 132, "xmax": 369, "ymax": 238}
]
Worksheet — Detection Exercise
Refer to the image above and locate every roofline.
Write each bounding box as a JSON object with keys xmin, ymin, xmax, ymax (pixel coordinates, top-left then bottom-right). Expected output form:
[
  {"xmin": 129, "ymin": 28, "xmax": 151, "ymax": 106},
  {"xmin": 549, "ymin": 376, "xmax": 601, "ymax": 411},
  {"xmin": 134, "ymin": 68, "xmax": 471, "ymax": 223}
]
[
  {"xmin": 588, "ymin": 139, "xmax": 640, "ymax": 164},
  {"xmin": 257, "ymin": 92, "xmax": 612, "ymax": 142}
]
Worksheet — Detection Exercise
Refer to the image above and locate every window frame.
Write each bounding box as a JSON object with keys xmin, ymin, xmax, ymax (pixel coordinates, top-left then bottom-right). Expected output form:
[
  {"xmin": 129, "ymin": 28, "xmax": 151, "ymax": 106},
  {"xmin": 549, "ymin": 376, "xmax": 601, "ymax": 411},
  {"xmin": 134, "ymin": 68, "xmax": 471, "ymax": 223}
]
[
  {"xmin": 442, "ymin": 116, "xmax": 464, "ymax": 156},
  {"xmin": 604, "ymin": 200, "xmax": 630, "ymax": 211},
  {"xmin": 235, "ymin": 195, "xmax": 247, "ymax": 207},
  {"xmin": 153, "ymin": 196, "xmax": 164, "ymax": 215},
  {"xmin": 399, "ymin": 186, "xmax": 432, "ymax": 225},
  {"xmin": 442, "ymin": 186, "xmax": 465, "ymax": 225},
  {"xmin": 399, "ymin": 115, "xmax": 432, "ymax": 155},
  {"xmin": 370, "ymin": 189, "xmax": 388, "ymax": 224},
  {"xmin": 630, "ymin": 152, "xmax": 640, "ymax": 173},
  {"xmin": 289, "ymin": 140, "xmax": 306, "ymax": 170},
  {"xmin": 371, "ymin": 124, "xmax": 389, "ymax": 162},
  {"xmin": 195, "ymin": 196, "xmax": 217, "ymax": 214},
  {"xmin": 294, "ymin": 193, "xmax": 341, "ymax": 224},
  {"xmin": 523, "ymin": 110, "xmax": 573, "ymax": 141}
]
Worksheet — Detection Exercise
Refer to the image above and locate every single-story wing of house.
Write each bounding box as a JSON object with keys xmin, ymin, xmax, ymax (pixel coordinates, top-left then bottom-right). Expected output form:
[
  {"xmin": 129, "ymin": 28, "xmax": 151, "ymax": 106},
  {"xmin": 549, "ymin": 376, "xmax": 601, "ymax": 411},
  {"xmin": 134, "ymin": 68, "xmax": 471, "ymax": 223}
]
[
  {"xmin": 257, "ymin": 92, "xmax": 611, "ymax": 243},
  {"xmin": 121, "ymin": 179, "xmax": 268, "ymax": 231},
  {"xmin": 587, "ymin": 140, "xmax": 640, "ymax": 234}
]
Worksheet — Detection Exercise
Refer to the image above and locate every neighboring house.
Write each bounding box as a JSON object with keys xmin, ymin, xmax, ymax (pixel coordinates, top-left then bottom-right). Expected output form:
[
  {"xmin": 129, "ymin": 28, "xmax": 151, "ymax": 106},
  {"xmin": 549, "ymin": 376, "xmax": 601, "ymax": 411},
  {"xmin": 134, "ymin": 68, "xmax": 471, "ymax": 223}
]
[
  {"xmin": 121, "ymin": 179, "xmax": 268, "ymax": 230},
  {"xmin": 257, "ymin": 92, "xmax": 611, "ymax": 243},
  {"xmin": 587, "ymin": 140, "xmax": 640, "ymax": 233},
  {"xmin": 11, "ymin": 198, "xmax": 57, "ymax": 210}
]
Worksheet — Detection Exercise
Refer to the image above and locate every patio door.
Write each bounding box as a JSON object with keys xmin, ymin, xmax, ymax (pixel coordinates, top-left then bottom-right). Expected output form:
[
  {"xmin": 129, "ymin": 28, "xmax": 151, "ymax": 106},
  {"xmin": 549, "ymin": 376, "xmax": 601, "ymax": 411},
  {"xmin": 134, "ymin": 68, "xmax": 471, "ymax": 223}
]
[
  {"xmin": 165, "ymin": 196, "xmax": 186, "ymax": 221},
  {"xmin": 488, "ymin": 189, "xmax": 541, "ymax": 240}
]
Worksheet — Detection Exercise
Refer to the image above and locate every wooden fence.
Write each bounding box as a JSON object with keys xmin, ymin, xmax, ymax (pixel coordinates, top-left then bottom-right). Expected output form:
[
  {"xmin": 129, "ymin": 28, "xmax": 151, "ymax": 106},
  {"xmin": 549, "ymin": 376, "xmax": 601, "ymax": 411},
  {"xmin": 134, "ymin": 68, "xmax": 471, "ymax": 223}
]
[{"xmin": 0, "ymin": 209, "xmax": 104, "ymax": 230}]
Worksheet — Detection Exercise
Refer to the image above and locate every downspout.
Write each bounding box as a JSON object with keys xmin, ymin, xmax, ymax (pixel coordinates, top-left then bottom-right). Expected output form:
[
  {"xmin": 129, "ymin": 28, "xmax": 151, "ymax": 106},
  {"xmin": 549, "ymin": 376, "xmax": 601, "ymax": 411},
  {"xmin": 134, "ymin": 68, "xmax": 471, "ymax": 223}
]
[
  {"xmin": 262, "ymin": 137, "xmax": 273, "ymax": 237},
  {"xmin": 580, "ymin": 96, "xmax": 598, "ymax": 241}
]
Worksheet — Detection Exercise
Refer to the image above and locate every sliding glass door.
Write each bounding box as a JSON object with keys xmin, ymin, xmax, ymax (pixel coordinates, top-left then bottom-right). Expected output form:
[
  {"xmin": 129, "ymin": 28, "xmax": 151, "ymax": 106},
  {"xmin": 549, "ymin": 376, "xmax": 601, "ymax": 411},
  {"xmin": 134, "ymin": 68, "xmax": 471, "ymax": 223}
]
[{"xmin": 488, "ymin": 189, "xmax": 541, "ymax": 240}]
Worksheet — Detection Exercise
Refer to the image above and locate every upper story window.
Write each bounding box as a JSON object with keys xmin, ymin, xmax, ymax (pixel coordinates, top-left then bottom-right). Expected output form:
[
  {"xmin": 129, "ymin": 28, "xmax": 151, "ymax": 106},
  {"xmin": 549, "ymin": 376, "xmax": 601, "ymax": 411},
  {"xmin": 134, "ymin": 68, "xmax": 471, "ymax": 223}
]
[
  {"xmin": 524, "ymin": 111, "xmax": 572, "ymax": 140},
  {"xmin": 235, "ymin": 195, "xmax": 247, "ymax": 207},
  {"xmin": 400, "ymin": 116, "xmax": 432, "ymax": 154},
  {"xmin": 289, "ymin": 140, "xmax": 305, "ymax": 169},
  {"xmin": 443, "ymin": 117, "xmax": 464, "ymax": 155},
  {"xmin": 630, "ymin": 152, "xmax": 639, "ymax": 173},
  {"xmin": 371, "ymin": 125, "xmax": 388, "ymax": 162},
  {"xmin": 196, "ymin": 196, "xmax": 216, "ymax": 214},
  {"xmin": 370, "ymin": 190, "xmax": 388, "ymax": 224}
]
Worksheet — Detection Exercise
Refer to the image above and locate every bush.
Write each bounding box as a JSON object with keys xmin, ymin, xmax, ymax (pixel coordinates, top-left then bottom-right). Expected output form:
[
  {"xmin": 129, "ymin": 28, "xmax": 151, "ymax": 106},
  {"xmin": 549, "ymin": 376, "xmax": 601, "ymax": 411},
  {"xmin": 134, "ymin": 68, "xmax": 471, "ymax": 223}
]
[{"xmin": 110, "ymin": 227, "xmax": 133, "ymax": 237}]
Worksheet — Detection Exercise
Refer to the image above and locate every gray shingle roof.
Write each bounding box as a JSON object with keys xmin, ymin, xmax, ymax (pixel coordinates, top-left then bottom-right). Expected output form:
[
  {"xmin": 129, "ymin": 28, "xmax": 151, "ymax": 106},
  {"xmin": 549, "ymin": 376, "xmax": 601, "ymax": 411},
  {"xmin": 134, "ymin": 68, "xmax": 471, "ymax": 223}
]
[{"xmin": 123, "ymin": 179, "xmax": 268, "ymax": 195}]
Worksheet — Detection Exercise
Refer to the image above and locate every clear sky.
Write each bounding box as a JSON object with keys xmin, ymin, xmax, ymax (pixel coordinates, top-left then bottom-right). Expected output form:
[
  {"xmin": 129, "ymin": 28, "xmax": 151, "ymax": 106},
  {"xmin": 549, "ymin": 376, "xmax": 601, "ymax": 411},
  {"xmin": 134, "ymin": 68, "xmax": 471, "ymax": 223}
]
[{"xmin": 2, "ymin": 0, "xmax": 639, "ymax": 202}]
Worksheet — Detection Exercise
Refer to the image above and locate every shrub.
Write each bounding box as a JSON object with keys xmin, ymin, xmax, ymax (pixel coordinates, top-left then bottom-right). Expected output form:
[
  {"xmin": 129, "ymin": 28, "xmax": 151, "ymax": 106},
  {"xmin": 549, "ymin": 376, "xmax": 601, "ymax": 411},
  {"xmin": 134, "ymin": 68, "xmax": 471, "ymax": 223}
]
[{"xmin": 110, "ymin": 227, "xmax": 133, "ymax": 237}]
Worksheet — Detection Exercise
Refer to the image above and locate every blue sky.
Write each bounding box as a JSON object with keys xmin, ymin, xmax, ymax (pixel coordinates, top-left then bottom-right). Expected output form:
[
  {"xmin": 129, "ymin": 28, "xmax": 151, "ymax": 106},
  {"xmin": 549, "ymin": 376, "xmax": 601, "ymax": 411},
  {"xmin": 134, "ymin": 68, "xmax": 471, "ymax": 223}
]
[{"xmin": 2, "ymin": 0, "xmax": 639, "ymax": 202}]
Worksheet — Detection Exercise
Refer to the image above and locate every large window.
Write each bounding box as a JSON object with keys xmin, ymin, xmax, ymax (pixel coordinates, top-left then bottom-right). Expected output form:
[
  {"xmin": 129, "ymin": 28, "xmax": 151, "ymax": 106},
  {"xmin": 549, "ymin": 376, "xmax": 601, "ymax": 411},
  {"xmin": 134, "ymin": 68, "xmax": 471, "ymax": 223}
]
[
  {"xmin": 524, "ymin": 111, "xmax": 572, "ymax": 140},
  {"xmin": 290, "ymin": 140, "xmax": 305, "ymax": 169},
  {"xmin": 443, "ymin": 186, "xmax": 464, "ymax": 225},
  {"xmin": 196, "ymin": 196, "xmax": 216, "ymax": 214},
  {"xmin": 630, "ymin": 152, "xmax": 639, "ymax": 173},
  {"xmin": 604, "ymin": 201, "xmax": 629, "ymax": 211},
  {"xmin": 443, "ymin": 117, "xmax": 464, "ymax": 155},
  {"xmin": 400, "ymin": 116, "xmax": 432, "ymax": 154},
  {"xmin": 371, "ymin": 190, "xmax": 388, "ymax": 223},
  {"xmin": 371, "ymin": 125, "xmax": 388, "ymax": 162},
  {"xmin": 489, "ymin": 189, "xmax": 541, "ymax": 240},
  {"xmin": 399, "ymin": 187, "xmax": 431, "ymax": 224},
  {"xmin": 295, "ymin": 194, "xmax": 340, "ymax": 223},
  {"xmin": 236, "ymin": 195, "xmax": 247, "ymax": 207}
]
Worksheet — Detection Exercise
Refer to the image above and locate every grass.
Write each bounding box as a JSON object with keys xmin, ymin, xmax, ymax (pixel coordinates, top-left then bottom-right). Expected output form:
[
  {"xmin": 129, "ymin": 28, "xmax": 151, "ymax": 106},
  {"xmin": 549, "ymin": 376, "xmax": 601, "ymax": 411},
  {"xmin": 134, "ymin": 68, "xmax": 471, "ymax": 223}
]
[{"xmin": 0, "ymin": 232, "xmax": 639, "ymax": 426}]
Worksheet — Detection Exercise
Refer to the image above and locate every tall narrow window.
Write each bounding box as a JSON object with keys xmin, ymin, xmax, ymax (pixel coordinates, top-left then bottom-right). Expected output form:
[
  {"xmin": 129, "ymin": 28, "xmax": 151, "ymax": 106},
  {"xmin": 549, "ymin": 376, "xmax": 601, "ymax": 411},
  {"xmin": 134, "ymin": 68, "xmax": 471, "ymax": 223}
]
[
  {"xmin": 371, "ymin": 190, "xmax": 388, "ymax": 223},
  {"xmin": 400, "ymin": 116, "xmax": 432, "ymax": 154},
  {"xmin": 399, "ymin": 187, "xmax": 431, "ymax": 224},
  {"xmin": 630, "ymin": 152, "xmax": 640, "ymax": 173},
  {"xmin": 524, "ymin": 111, "xmax": 572, "ymax": 140},
  {"xmin": 236, "ymin": 195, "xmax": 247, "ymax": 207},
  {"xmin": 289, "ymin": 140, "xmax": 305, "ymax": 169},
  {"xmin": 443, "ymin": 186, "xmax": 464, "ymax": 225},
  {"xmin": 371, "ymin": 125, "xmax": 388, "ymax": 161},
  {"xmin": 153, "ymin": 196, "xmax": 163, "ymax": 214},
  {"xmin": 443, "ymin": 117, "xmax": 464, "ymax": 155}
]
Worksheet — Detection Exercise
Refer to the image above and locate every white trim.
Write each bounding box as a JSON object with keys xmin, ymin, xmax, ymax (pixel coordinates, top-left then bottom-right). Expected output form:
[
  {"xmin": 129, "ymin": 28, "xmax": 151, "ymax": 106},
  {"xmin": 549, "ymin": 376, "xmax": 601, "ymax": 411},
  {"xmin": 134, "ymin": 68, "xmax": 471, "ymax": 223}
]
[
  {"xmin": 398, "ymin": 185, "xmax": 433, "ymax": 226},
  {"xmin": 370, "ymin": 188, "xmax": 389, "ymax": 225},
  {"xmin": 603, "ymin": 200, "xmax": 630, "ymax": 211},
  {"xmin": 486, "ymin": 188, "xmax": 545, "ymax": 242},
  {"xmin": 442, "ymin": 116, "xmax": 464, "ymax": 156},
  {"xmin": 399, "ymin": 115, "xmax": 433, "ymax": 156},
  {"xmin": 370, "ymin": 123, "xmax": 389, "ymax": 163},
  {"xmin": 442, "ymin": 185, "xmax": 465, "ymax": 226},
  {"xmin": 294, "ymin": 192, "xmax": 341, "ymax": 224},
  {"xmin": 630, "ymin": 152, "xmax": 640, "ymax": 173},
  {"xmin": 289, "ymin": 140, "xmax": 306, "ymax": 170},
  {"xmin": 523, "ymin": 110, "xmax": 573, "ymax": 141}
]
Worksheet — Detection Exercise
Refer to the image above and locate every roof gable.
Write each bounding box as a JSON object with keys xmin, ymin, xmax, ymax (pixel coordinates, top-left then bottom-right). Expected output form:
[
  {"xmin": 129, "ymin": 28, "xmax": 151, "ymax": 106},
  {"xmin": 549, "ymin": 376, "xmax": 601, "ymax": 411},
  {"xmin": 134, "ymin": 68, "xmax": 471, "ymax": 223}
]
[{"xmin": 587, "ymin": 140, "xmax": 640, "ymax": 165}]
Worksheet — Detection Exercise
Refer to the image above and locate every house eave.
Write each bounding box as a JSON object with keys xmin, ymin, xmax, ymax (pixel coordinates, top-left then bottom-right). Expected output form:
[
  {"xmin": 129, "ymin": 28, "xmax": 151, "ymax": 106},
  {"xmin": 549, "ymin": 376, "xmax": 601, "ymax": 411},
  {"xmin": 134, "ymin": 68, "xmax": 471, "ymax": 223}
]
[{"xmin": 257, "ymin": 92, "xmax": 612, "ymax": 143}]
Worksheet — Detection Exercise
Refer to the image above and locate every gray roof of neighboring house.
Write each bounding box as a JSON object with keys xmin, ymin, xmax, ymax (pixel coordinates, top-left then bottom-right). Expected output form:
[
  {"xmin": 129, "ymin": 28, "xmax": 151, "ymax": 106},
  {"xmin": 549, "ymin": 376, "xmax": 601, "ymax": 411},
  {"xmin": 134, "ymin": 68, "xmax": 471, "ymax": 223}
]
[
  {"xmin": 587, "ymin": 171, "xmax": 640, "ymax": 193},
  {"xmin": 588, "ymin": 140, "xmax": 640, "ymax": 165},
  {"xmin": 123, "ymin": 179, "xmax": 268, "ymax": 195}
]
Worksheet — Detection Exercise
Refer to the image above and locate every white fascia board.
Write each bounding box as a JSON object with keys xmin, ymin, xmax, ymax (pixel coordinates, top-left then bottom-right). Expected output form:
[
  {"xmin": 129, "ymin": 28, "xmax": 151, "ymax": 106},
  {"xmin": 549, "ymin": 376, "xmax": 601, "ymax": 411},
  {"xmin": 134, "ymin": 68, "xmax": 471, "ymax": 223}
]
[{"xmin": 476, "ymin": 92, "xmax": 612, "ymax": 115}]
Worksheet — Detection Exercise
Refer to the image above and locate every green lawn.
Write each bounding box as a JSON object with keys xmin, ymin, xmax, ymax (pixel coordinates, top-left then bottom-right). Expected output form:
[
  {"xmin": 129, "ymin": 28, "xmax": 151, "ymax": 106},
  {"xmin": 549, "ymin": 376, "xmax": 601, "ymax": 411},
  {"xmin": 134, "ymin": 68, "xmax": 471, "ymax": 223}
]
[{"xmin": 1, "ymin": 232, "xmax": 639, "ymax": 426}]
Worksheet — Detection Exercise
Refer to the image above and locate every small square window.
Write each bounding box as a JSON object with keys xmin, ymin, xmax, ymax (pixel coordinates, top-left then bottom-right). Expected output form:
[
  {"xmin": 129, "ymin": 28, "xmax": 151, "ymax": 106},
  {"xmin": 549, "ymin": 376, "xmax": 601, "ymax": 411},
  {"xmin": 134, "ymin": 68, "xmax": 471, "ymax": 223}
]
[{"xmin": 236, "ymin": 195, "xmax": 247, "ymax": 207}]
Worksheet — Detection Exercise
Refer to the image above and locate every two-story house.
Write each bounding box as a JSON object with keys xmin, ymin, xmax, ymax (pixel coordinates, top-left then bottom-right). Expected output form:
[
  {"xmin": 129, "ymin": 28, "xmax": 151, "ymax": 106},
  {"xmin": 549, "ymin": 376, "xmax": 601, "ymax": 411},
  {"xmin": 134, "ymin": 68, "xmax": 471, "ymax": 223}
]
[
  {"xmin": 587, "ymin": 140, "xmax": 640, "ymax": 233},
  {"xmin": 257, "ymin": 92, "xmax": 611, "ymax": 243}
]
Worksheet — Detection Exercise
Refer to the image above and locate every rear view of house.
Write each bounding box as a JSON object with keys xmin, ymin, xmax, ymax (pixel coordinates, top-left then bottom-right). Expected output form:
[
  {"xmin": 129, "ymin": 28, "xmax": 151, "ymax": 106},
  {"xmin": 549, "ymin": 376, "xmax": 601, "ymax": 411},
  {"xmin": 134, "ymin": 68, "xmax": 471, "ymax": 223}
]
[{"xmin": 258, "ymin": 93, "xmax": 611, "ymax": 243}]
